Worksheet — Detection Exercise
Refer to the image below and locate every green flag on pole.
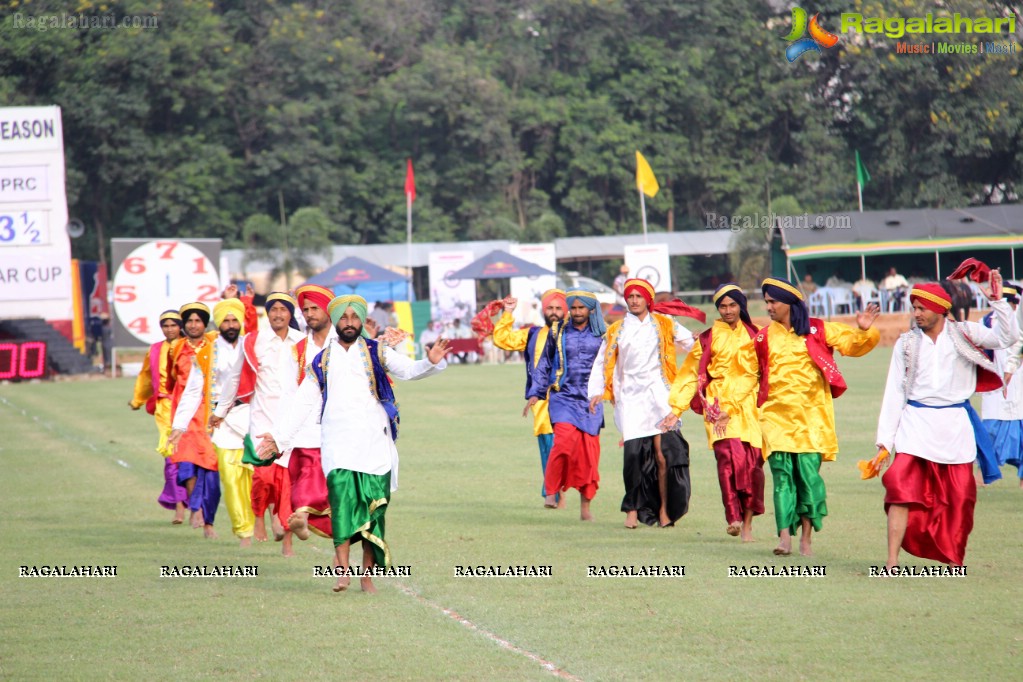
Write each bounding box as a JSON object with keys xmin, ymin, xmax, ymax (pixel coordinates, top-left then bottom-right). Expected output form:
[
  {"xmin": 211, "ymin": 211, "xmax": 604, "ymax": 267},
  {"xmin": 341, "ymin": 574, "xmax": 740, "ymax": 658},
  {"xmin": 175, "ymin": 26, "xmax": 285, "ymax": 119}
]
[{"xmin": 855, "ymin": 150, "xmax": 871, "ymax": 186}]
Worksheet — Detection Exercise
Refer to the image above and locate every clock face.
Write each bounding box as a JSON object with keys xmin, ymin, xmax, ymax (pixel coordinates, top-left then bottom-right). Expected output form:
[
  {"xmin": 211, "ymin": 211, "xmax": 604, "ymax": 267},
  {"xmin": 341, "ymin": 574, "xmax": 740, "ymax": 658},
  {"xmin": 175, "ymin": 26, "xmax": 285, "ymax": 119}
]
[{"xmin": 112, "ymin": 240, "xmax": 221, "ymax": 345}]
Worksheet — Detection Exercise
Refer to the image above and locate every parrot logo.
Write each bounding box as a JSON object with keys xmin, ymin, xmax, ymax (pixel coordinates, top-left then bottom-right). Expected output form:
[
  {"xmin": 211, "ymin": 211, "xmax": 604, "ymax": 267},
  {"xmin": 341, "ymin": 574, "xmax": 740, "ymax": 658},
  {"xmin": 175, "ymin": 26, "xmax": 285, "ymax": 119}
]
[{"xmin": 783, "ymin": 7, "xmax": 839, "ymax": 62}]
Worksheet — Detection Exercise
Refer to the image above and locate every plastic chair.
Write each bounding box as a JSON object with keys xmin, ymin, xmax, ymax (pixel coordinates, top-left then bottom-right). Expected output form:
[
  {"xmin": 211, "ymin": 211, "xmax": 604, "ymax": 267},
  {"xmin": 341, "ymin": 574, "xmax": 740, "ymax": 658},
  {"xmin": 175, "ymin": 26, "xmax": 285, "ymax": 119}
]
[
  {"xmin": 808, "ymin": 290, "xmax": 831, "ymax": 317},
  {"xmin": 830, "ymin": 288, "xmax": 854, "ymax": 315}
]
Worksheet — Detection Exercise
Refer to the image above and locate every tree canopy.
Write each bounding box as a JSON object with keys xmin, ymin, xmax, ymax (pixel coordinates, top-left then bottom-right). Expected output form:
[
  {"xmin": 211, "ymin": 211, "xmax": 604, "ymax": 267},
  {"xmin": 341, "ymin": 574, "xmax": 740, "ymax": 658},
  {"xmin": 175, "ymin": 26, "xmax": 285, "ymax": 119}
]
[{"xmin": 1, "ymin": 0, "xmax": 1019, "ymax": 263}]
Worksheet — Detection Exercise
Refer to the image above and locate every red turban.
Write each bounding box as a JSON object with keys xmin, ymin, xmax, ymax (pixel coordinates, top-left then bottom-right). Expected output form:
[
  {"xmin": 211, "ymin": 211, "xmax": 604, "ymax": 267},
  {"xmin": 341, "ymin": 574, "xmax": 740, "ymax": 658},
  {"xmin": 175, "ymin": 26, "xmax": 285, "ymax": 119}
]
[
  {"xmin": 541, "ymin": 288, "xmax": 567, "ymax": 310},
  {"xmin": 296, "ymin": 284, "xmax": 334, "ymax": 311},
  {"xmin": 910, "ymin": 283, "xmax": 952, "ymax": 314},
  {"xmin": 624, "ymin": 278, "xmax": 706, "ymax": 323}
]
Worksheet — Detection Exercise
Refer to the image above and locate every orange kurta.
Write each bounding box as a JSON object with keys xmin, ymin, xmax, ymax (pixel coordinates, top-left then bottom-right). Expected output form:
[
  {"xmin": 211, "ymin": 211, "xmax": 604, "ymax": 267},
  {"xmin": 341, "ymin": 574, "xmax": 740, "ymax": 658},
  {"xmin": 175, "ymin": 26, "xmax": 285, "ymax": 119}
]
[{"xmin": 169, "ymin": 332, "xmax": 219, "ymax": 470}]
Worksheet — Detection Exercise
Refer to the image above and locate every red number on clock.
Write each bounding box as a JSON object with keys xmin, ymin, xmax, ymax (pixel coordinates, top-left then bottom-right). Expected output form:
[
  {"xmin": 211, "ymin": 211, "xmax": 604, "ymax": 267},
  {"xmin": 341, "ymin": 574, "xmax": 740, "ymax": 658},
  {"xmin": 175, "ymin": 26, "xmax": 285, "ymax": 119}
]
[
  {"xmin": 156, "ymin": 241, "xmax": 179, "ymax": 259},
  {"xmin": 114, "ymin": 285, "xmax": 137, "ymax": 302},
  {"xmin": 124, "ymin": 257, "xmax": 146, "ymax": 274},
  {"xmin": 127, "ymin": 317, "xmax": 150, "ymax": 335},
  {"xmin": 193, "ymin": 257, "xmax": 208, "ymax": 274},
  {"xmin": 197, "ymin": 285, "xmax": 219, "ymax": 302}
]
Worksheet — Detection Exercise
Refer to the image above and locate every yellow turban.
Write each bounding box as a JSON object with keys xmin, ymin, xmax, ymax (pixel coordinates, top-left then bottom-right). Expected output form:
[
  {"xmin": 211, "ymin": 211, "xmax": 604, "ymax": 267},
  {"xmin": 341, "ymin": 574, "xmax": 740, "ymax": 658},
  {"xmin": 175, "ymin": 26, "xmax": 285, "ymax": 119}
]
[{"xmin": 213, "ymin": 298, "xmax": 245, "ymax": 329}]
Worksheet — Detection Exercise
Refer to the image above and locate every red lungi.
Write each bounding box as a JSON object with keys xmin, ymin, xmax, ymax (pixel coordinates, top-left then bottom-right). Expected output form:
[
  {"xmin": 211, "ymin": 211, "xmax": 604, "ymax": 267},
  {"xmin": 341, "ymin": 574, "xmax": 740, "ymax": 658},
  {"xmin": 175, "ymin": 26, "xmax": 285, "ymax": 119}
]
[
  {"xmin": 712, "ymin": 438, "xmax": 765, "ymax": 524},
  {"xmin": 882, "ymin": 452, "xmax": 976, "ymax": 565},
  {"xmin": 544, "ymin": 422, "xmax": 600, "ymax": 500},
  {"xmin": 252, "ymin": 463, "xmax": 292, "ymax": 531},
  {"xmin": 288, "ymin": 447, "xmax": 332, "ymax": 538}
]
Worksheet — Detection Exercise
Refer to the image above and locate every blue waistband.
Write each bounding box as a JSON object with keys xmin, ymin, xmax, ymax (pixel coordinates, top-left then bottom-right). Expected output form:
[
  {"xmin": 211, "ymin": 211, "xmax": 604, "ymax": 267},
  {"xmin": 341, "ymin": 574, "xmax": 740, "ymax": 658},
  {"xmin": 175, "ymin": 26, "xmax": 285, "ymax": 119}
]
[{"xmin": 906, "ymin": 399, "xmax": 968, "ymax": 409}]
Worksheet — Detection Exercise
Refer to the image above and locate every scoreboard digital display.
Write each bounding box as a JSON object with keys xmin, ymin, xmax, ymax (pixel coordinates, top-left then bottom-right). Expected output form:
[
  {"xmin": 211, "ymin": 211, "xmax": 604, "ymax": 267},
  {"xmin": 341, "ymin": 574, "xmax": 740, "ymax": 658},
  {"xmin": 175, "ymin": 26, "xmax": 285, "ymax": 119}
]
[{"xmin": 0, "ymin": 340, "xmax": 47, "ymax": 380}]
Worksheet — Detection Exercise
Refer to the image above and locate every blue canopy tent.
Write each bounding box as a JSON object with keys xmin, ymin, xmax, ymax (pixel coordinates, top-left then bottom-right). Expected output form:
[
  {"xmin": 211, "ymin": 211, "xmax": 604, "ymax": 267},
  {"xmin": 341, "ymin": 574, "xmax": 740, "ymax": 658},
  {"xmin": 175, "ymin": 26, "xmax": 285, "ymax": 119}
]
[
  {"xmin": 303, "ymin": 256, "xmax": 414, "ymax": 301},
  {"xmin": 448, "ymin": 249, "xmax": 557, "ymax": 299}
]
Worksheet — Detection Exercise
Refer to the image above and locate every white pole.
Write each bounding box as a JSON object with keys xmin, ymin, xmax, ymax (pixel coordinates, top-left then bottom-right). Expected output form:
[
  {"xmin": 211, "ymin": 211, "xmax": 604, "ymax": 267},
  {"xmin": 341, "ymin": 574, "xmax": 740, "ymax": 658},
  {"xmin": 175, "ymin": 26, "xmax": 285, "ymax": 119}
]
[
  {"xmin": 935, "ymin": 251, "xmax": 940, "ymax": 280},
  {"xmin": 860, "ymin": 254, "xmax": 866, "ymax": 281},
  {"xmin": 1012, "ymin": 248, "xmax": 1016, "ymax": 280},
  {"xmin": 639, "ymin": 189, "xmax": 648, "ymax": 244},
  {"xmin": 857, "ymin": 181, "xmax": 863, "ymax": 213},
  {"xmin": 406, "ymin": 192, "xmax": 413, "ymax": 300}
]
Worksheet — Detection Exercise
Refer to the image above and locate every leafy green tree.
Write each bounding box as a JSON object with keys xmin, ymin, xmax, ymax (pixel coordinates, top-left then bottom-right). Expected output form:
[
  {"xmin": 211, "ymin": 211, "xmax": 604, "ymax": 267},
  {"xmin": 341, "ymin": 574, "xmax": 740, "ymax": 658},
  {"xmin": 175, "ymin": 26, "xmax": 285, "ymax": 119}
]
[{"xmin": 242, "ymin": 203, "xmax": 335, "ymax": 290}]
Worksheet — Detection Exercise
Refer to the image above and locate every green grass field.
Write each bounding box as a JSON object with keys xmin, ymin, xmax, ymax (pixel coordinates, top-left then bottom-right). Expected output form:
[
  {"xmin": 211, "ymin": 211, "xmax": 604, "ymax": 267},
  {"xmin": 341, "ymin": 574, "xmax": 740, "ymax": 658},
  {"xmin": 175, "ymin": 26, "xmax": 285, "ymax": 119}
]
[{"xmin": 2, "ymin": 349, "xmax": 1022, "ymax": 680}]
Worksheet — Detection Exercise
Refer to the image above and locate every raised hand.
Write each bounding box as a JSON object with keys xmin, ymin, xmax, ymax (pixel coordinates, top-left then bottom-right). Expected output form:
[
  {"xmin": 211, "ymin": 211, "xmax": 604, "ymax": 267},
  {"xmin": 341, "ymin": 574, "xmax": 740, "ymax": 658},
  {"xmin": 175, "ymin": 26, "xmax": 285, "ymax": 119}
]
[
  {"xmin": 428, "ymin": 337, "xmax": 451, "ymax": 364},
  {"xmin": 982, "ymin": 269, "xmax": 1003, "ymax": 301},
  {"xmin": 856, "ymin": 303, "xmax": 880, "ymax": 330},
  {"xmin": 381, "ymin": 327, "xmax": 411, "ymax": 347},
  {"xmin": 223, "ymin": 283, "xmax": 239, "ymax": 299},
  {"xmin": 503, "ymin": 296, "xmax": 518, "ymax": 313}
]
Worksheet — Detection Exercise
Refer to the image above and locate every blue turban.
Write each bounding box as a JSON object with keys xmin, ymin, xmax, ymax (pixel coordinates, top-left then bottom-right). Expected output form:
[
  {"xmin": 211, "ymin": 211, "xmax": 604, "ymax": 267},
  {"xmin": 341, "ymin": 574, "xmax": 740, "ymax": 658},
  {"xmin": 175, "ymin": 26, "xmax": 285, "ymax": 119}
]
[
  {"xmin": 265, "ymin": 292, "xmax": 301, "ymax": 330},
  {"xmin": 761, "ymin": 277, "xmax": 810, "ymax": 336},
  {"xmin": 713, "ymin": 283, "xmax": 755, "ymax": 330},
  {"xmin": 565, "ymin": 289, "xmax": 606, "ymax": 337}
]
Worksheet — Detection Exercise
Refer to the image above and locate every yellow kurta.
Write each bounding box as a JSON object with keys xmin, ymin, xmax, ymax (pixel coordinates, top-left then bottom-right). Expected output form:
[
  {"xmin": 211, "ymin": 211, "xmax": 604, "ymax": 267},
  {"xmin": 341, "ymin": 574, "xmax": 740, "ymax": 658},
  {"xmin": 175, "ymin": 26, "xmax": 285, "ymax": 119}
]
[
  {"xmin": 668, "ymin": 320, "xmax": 761, "ymax": 449},
  {"xmin": 130, "ymin": 340, "xmax": 176, "ymax": 456},
  {"xmin": 492, "ymin": 312, "xmax": 552, "ymax": 436},
  {"xmin": 738, "ymin": 321, "xmax": 879, "ymax": 461}
]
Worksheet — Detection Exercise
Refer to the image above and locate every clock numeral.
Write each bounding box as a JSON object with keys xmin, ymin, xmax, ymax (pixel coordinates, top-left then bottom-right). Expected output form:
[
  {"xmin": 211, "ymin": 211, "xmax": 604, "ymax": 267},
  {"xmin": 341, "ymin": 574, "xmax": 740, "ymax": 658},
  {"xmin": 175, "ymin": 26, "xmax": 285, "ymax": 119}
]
[
  {"xmin": 124, "ymin": 257, "xmax": 146, "ymax": 274},
  {"xmin": 127, "ymin": 317, "xmax": 150, "ymax": 335},
  {"xmin": 0, "ymin": 216, "xmax": 13, "ymax": 242},
  {"xmin": 193, "ymin": 257, "xmax": 208, "ymax": 274},
  {"xmin": 113, "ymin": 285, "xmax": 137, "ymax": 303},
  {"xmin": 156, "ymin": 241, "xmax": 179, "ymax": 259},
  {"xmin": 197, "ymin": 284, "xmax": 219, "ymax": 302}
]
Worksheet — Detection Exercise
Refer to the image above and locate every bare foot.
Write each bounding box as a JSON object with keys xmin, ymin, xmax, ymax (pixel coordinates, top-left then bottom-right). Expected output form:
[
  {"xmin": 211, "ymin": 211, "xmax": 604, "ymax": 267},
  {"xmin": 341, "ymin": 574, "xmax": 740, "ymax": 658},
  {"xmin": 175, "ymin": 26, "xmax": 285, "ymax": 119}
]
[
  {"xmin": 740, "ymin": 526, "xmax": 756, "ymax": 543},
  {"xmin": 272, "ymin": 515, "xmax": 286, "ymax": 542},
  {"xmin": 239, "ymin": 536, "xmax": 252, "ymax": 548},
  {"xmin": 624, "ymin": 510, "xmax": 638, "ymax": 529},
  {"xmin": 1019, "ymin": 478, "xmax": 1023, "ymax": 489},
  {"xmin": 254, "ymin": 517, "xmax": 268, "ymax": 542},
  {"xmin": 203, "ymin": 524, "xmax": 217, "ymax": 539},
  {"xmin": 288, "ymin": 512, "xmax": 311, "ymax": 540},
  {"xmin": 360, "ymin": 577, "xmax": 377, "ymax": 594},
  {"xmin": 726, "ymin": 522, "xmax": 741, "ymax": 537},
  {"xmin": 580, "ymin": 498, "xmax": 593, "ymax": 521},
  {"xmin": 172, "ymin": 504, "xmax": 185, "ymax": 525},
  {"xmin": 281, "ymin": 532, "xmax": 294, "ymax": 557},
  {"xmin": 189, "ymin": 510, "xmax": 203, "ymax": 529},
  {"xmin": 659, "ymin": 512, "xmax": 673, "ymax": 528},
  {"xmin": 556, "ymin": 495, "xmax": 566, "ymax": 509},
  {"xmin": 773, "ymin": 530, "xmax": 792, "ymax": 556},
  {"xmin": 333, "ymin": 575, "xmax": 351, "ymax": 592},
  {"xmin": 799, "ymin": 536, "xmax": 813, "ymax": 557},
  {"xmin": 544, "ymin": 495, "xmax": 557, "ymax": 509}
]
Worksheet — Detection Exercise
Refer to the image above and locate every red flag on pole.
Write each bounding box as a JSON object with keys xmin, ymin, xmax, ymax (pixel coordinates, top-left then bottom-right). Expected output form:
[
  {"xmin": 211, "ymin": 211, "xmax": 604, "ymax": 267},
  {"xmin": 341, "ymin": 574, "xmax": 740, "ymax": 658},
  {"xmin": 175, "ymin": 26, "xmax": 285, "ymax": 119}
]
[{"xmin": 405, "ymin": 158, "xmax": 416, "ymax": 203}]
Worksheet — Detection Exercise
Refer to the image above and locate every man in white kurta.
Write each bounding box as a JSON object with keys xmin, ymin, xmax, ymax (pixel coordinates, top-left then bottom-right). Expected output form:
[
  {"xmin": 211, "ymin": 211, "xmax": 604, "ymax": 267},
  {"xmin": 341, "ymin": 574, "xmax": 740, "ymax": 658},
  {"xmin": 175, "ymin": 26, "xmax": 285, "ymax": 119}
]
[
  {"xmin": 213, "ymin": 293, "xmax": 304, "ymax": 553},
  {"xmin": 260, "ymin": 294, "xmax": 449, "ymax": 593},
  {"xmin": 587, "ymin": 278, "xmax": 698, "ymax": 529},
  {"xmin": 172, "ymin": 298, "xmax": 253, "ymax": 543},
  {"xmin": 875, "ymin": 276, "xmax": 1019, "ymax": 568}
]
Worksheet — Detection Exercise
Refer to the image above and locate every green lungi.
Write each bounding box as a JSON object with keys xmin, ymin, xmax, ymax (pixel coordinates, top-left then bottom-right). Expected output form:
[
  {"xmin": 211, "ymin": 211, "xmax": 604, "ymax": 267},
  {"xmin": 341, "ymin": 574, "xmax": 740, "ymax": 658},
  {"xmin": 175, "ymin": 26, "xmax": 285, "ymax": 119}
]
[
  {"xmin": 326, "ymin": 468, "xmax": 391, "ymax": 567},
  {"xmin": 767, "ymin": 452, "xmax": 827, "ymax": 535}
]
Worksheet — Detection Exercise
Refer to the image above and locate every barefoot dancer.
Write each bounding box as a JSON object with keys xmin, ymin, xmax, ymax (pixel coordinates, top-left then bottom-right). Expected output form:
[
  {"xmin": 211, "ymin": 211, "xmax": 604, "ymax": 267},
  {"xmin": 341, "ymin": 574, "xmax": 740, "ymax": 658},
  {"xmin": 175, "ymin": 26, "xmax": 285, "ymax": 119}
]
[
  {"xmin": 662, "ymin": 284, "xmax": 764, "ymax": 541},
  {"xmin": 491, "ymin": 289, "xmax": 567, "ymax": 507},
  {"xmin": 259, "ymin": 295, "xmax": 449, "ymax": 593},
  {"xmin": 873, "ymin": 274, "xmax": 1018, "ymax": 569},
  {"xmin": 748, "ymin": 278, "xmax": 879, "ymax": 557},
  {"xmin": 213, "ymin": 292, "xmax": 304, "ymax": 556},
  {"xmin": 527, "ymin": 290, "xmax": 606, "ymax": 522},
  {"xmin": 588, "ymin": 278, "xmax": 700, "ymax": 529},
  {"xmin": 128, "ymin": 310, "xmax": 188, "ymax": 524}
]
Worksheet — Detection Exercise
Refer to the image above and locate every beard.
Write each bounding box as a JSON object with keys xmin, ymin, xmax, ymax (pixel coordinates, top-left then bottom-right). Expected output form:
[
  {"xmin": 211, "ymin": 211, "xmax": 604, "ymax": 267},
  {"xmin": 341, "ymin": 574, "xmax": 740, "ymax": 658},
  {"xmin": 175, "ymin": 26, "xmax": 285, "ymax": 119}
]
[
  {"xmin": 545, "ymin": 314, "xmax": 560, "ymax": 327},
  {"xmin": 338, "ymin": 325, "xmax": 361, "ymax": 343},
  {"xmin": 220, "ymin": 327, "xmax": 240, "ymax": 343}
]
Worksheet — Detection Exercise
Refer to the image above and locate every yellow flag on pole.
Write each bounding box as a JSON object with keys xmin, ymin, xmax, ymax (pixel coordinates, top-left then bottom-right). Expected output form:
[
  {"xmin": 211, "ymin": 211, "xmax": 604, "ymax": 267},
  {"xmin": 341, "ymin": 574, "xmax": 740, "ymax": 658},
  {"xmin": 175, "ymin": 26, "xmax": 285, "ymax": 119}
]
[{"xmin": 635, "ymin": 151, "xmax": 659, "ymax": 198}]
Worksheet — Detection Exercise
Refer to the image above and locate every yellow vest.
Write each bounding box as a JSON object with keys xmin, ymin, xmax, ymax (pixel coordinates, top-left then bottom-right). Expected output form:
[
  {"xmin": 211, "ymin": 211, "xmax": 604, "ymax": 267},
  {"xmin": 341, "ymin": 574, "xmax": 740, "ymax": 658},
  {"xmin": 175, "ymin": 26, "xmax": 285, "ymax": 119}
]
[{"xmin": 602, "ymin": 313, "xmax": 678, "ymax": 401}]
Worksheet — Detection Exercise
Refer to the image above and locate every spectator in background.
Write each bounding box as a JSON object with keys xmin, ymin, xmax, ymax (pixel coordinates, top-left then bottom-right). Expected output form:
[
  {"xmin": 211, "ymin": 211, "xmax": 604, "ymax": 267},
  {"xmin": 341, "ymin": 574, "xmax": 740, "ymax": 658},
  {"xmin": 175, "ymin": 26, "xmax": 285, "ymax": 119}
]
[
  {"xmin": 853, "ymin": 276, "xmax": 876, "ymax": 311},
  {"xmin": 419, "ymin": 320, "xmax": 442, "ymax": 356},
  {"xmin": 369, "ymin": 301, "xmax": 395, "ymax": 338},
  {"xmin": 613, "ymin": 265, "xmax": 630, "ymax": 308},
  {"xmin": 880, "ymin": 267, "xmax": 910, "ymax": 311},
  {"xmin": 449, "ymin": 318, "xmax": 475, "ymax": 363},
  {"xmin": 800, "ymin": 273, "xmax": 818, "ymax": 298}
]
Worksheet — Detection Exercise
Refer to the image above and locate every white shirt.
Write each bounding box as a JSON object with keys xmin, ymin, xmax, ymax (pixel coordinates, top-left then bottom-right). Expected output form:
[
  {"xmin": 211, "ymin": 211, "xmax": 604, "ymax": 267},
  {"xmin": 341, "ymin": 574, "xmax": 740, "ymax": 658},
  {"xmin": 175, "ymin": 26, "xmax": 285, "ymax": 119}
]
[
  {"xmin": 876, "ymin": 300, "xmax": 1020, "ymax": 464},
  {"xmin": 271, "ymin": 338, "xmax": 446, "ymax": 491},
  {"xmin": 172, "ymin": 336, "xmax": 248, "ymax": 450},
  {"xmin": 587, "ymin": 313, "xmax": 695, "ymax": 441},
  {"xmin": 287, "ymin": 327, "xmax": 338, "ymax": 450},
  {"xmin": 980, "ymin": 309, "xmax": 1023, "ymax": 420}
]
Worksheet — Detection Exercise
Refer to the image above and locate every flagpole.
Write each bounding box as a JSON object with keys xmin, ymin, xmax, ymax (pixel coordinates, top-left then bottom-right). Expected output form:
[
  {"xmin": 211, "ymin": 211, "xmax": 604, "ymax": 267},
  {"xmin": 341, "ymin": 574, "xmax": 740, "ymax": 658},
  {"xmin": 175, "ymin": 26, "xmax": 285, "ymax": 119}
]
[
  {"xmin": 406, "ymin": 192, "xmax": 413, "ymax": 300},
  {"xmin": 857, "ymin": 181, "xmax": 864, "ymax": 213},
  {"xmin": 639, "ymin": 189, "xmax": 649, "ymax": 244}
]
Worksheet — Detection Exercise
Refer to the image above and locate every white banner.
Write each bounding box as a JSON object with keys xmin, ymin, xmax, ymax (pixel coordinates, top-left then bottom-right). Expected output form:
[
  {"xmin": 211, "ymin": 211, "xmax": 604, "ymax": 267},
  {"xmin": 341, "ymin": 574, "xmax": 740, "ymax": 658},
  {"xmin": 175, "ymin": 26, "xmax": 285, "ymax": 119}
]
[
  {"xmin": 427, "ymin": 250, "xmax": 477, "ymax": 325},
  {"xmin": 624, "ymin": 243, "xmax": 672, "ymax": 293},
  {"xmin": 0, "ymin": 106, "xmax": 71, "ymax": 322},
  {"xmin": 0, "ymin": 252, "xmax": 72, "ymax": 301},
  {"xmin": 509, "ymin": 243, "xmax": 556, "ymax": 301}
]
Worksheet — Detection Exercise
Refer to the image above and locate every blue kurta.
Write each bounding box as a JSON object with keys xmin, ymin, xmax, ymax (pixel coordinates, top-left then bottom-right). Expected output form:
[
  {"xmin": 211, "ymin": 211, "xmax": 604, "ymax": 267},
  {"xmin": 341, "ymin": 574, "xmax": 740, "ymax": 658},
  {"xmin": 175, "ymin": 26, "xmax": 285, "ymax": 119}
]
[{"xmin": 530, "ymin": 323, "xmax": 605, "ymax": 436}]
